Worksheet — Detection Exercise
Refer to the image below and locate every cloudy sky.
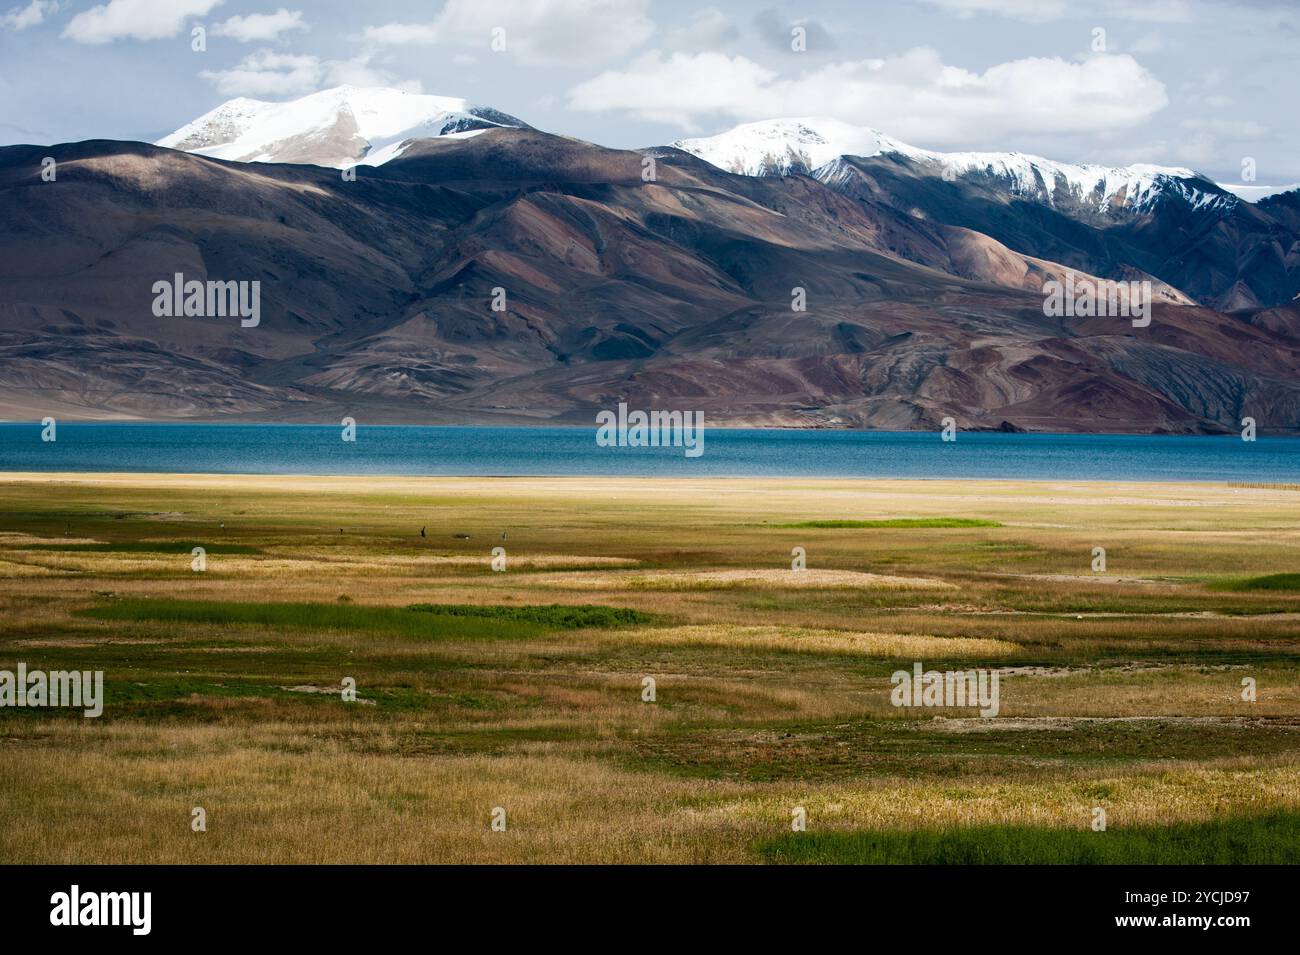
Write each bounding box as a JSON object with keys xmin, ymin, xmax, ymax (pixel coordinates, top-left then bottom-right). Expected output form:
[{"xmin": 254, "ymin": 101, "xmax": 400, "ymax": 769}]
[{"xmin": 1, "ymin": 0, "xmax": 1296, "ymax": 184}]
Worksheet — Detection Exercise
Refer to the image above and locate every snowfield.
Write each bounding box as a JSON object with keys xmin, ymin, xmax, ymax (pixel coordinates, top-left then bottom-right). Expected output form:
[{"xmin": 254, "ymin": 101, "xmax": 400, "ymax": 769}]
[
  {"xmin": 156, "ymin": 85, "xmax": 523, "ymax": 168},
  {"xmin": 672, "ymin": 116, "xmax": 1242, "ymax": 214}
]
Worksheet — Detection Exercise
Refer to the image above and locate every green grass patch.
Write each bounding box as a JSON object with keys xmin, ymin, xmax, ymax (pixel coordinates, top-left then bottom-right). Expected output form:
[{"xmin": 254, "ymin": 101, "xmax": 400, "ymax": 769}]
[
  {"xmin": 1211, "ymin": 573, "xmax": 1300, "ymax": 592},
  {"xmin": 776, "ymin": 518, "xmax": 1001, "ymax": 529},
  {"xmin": 755, "ymin": 813, "xmax": 1300, "ymax": 864},
  {"xmin": 77, "ymin": 599, "xmax": 546, "ymax": 641},
  {"xmin": 90, "ymin": 678, "xmax": 435, "ymax": 718},
  {"xmin": 628, "ymin": 718, "xmax": 1300, "ymax": 783},
  {"xmin": 406, "ymin": 603, "xmax": 655, "ymax": 628},
  {"xmin": 21, "ymin": 541, "xmax": 261, "ymax": 555}
]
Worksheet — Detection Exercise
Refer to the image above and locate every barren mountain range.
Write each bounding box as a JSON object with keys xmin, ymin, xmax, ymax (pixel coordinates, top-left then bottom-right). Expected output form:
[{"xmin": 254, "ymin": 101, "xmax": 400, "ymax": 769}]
[{"xmin": 1, "ymin": 87, "xmax": 1298, "ymax": 432}]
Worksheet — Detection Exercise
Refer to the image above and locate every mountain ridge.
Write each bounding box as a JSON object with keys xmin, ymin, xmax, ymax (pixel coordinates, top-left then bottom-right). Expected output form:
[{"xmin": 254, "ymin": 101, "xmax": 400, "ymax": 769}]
[
  {"xmin": 157, "ymin": 88, "xmax": 1296, "ymax": 208},
  {"xmin": 156, "ymin": 85, "xmax": 529, "ymax": 169},
  {"xmin": 4, "ymin": 89, "xmax": 1300, "ymax": 431},
  {"xmin": 671, "ymin": 116, "xmax": 1239, "ymax": 218}
]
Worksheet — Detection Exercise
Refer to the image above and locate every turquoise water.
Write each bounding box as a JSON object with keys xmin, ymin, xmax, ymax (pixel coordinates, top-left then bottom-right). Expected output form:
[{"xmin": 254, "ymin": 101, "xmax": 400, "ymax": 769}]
[{"xmin": 0, "ymin": 423, "xmax": 1296, "ymax": 481}]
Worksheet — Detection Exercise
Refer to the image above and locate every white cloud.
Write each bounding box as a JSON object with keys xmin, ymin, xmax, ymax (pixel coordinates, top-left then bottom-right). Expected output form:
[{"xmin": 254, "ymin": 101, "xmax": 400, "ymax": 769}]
[
  {"xmin": 570, "ymin": 51, "xmax": 775, "ymax": 129},
  {"xmin": 198, "ymin": 49, "xmax": 418, "ymax": 97},
  {"xmin": 361, "ymin": 21, "xmax": 437, "ymax": 45},
  {"xmin": 1, "ymin": 0, "xmax": 57, "ymax": 31},
  {"xmin": 326, "ymin": 55, "xmax": 418, "ymax": 91},
  {"xmin": 1182, "ymin": 117, "xmax": 1269, "ymax": 138},
  {"xmin": 63, "ymin": 0, "xmax": 221, "ymax": 44},
  {"xmin": 212, "ymin": 8, "xmax": 305, "ymax": 43},
  {"xmin": 913, "ymin": 0, "xmax": 1068, "ymax": 21},
  {"xmin": 1199, "ymin": 67, "xmax": 1227, "ymax": 88},
  {"xmin": 1126, "ymin": 33, "xmax": 1174, "ymax": 54},
  {"xmin": 663, "ymin": 8, "xmax": 740, "ymax": 50},
  {"xmin": 363, "ymin": 0, "xmax": 655, "ymax": 65},
  {"xmin": 199, "ymin": 49, "xmax": 318, "ymax": 96},
  {"xmin": 1071, "ymin": 111, "xmax": 1270, "ymax": 169},
  {"xmin": 569, "ymin": 48, "xmax": 1170, "ymax": 146},
  {"xmin": 1116, "ymin": 1, "xmax": 1193, "ymax": 24},
  {"xmin": 914, "ymin": 0, "xmax": 1191, "ymax": 23}
]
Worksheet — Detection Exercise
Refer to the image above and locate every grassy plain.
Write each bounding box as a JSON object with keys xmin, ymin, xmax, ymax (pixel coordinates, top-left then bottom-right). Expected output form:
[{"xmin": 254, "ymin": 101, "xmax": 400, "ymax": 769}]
[{"xmin": 0, "ymin": 473, "xmax": 1298, "ymax": 863}]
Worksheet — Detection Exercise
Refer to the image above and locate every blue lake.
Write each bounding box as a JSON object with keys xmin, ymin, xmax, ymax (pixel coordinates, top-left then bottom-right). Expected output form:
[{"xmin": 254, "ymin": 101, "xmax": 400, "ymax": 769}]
[{"xmin": 1, "ymin": 423, "xmax": 1297, "ymax": 482}]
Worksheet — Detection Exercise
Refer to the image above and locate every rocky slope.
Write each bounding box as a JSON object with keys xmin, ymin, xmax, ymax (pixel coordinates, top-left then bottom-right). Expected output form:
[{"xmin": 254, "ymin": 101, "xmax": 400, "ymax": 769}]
[
  {"xmin": 675, "ymin": 117, "xmax": 1300, "ymax": 311},
  {"xmin": 2, "ymin": 128, "xmax": 1299, "ymax": 432}
]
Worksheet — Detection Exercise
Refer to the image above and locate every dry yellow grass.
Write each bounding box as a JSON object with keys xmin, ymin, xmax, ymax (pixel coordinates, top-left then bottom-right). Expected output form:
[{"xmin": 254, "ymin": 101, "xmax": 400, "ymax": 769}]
[
  {"xmin": 4, "ymin": 720, "xmax": 1297, "ymax": 863},
  {"xmin": 598, "ymin": 624, "xmax": 1016, "ymax": 657},
  {"xmin": 1, "ymin": 472, "xmax": 1298, "ymax": 863}
]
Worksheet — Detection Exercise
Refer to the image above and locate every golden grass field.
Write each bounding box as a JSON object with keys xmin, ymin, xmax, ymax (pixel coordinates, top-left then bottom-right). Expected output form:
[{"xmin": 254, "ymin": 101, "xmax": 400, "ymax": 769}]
[{"xmin": 1, "ymin": 473, "xmax": 1298, "ymax": 863}]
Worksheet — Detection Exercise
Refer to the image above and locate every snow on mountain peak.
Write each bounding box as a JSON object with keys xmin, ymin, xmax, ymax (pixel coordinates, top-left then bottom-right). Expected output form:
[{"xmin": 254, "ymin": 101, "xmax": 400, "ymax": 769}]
[
  {"xmin": 672, "ymin": 117, "xmax": 1233, "ymax": 216},
  {"xmin": 157, "ymin": 85, "xmax": 526, "ymax": 169},
  {"xmin": 670, "ymin": 117, "xmax": 916, "ymax": 177}
]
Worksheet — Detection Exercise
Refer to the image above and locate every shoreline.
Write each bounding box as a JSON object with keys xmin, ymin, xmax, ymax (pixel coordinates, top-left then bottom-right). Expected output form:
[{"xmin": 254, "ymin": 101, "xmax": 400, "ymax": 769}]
[
  {"xmin": 2, "ymin": 420, "xmax": 1289, "ymax": 436},
  {"xmin": 1, "ymin": 471, "xmax": 1294, "ymax": 493}
]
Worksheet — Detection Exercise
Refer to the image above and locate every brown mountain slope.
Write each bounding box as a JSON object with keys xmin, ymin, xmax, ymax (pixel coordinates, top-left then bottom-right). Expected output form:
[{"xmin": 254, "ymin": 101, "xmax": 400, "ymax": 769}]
[
  {"xmin": 819, "ymin": 153, "xmax": 1300, "ymax": 311},
  {"xmin": 0, "ymin": 130, "xmax": 1298, "ymax": 432}
]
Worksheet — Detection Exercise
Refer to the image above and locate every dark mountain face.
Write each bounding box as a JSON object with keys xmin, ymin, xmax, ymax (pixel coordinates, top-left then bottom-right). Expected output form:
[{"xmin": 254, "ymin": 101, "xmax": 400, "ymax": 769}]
[
  {"xmin": 821, "ymin": 153, "xmax": 1300, "ymax": 311},
  {"xmin": 1, "ymin": 130, "xmax": 1298, "ymax": 432}
]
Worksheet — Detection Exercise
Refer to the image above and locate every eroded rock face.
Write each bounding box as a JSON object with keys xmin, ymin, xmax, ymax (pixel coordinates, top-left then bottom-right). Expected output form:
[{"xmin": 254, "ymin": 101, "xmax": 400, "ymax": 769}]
[
  {"xmin": 1, "ymin": 131, "xmax": 1298, "ymax": 432},
  {"xmin": 819, "ymin": 153, "xmax": 1300, "ymax": 313}
]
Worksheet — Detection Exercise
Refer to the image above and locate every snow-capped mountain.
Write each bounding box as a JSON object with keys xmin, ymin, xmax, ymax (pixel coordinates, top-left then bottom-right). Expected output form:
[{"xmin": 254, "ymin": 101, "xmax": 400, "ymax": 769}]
[
  {"xmin": 1219, "ymin": 182, "xmax": 1300, "ymax": 202},
  {"xmin": 156, "ymin": 86, "xmax": 527, "ymax": 169},
  {"xmin": 670, "ymin": 118, "xmax": 917, "ymax": 177},
  {"xmin": 672, "ymin": 117, "xmax": 1237, "ymax": 217},
  {"xmin": 8, "ymin": 120, "xmax": 1300, "ymax": 428}
]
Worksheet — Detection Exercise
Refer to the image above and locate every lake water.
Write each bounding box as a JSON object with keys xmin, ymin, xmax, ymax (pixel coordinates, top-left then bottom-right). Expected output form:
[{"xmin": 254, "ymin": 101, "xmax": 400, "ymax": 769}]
[{"xmin": 1, "ymin": 423, "xmax": 1297, "ymax": 482}]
